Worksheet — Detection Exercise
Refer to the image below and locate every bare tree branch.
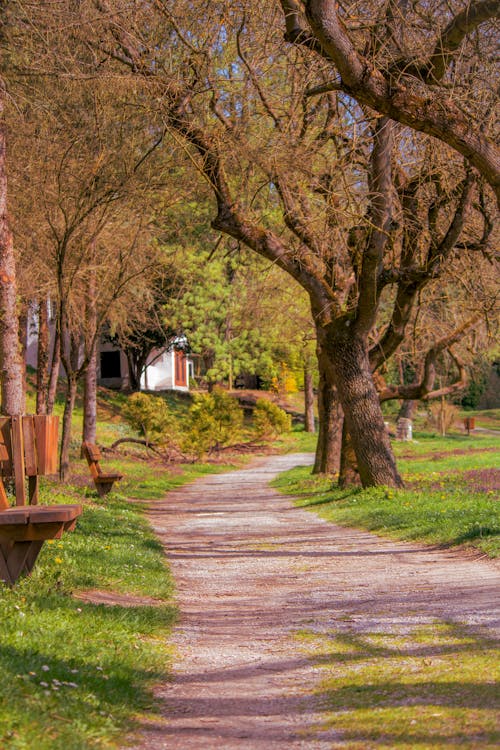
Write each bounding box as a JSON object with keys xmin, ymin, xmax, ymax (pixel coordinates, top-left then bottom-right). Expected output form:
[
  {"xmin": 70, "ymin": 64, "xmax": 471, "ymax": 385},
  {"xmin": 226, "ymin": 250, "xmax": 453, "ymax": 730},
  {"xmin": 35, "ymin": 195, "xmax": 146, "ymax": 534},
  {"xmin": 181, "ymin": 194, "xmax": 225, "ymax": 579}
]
[
  {"xmin": 395, "ymin": 0, "xmax": 500, "ymax": 83},
  {"xmin": 281, "ymin": 0, "xmax": 500, "ymax": 203},
  {"xmin": 378, "ymin": 316, "xmax": 479, "ymax": 402},
  {"xmin": 355, "ymin": 117, "xmax": 393, "ymax": 336}
]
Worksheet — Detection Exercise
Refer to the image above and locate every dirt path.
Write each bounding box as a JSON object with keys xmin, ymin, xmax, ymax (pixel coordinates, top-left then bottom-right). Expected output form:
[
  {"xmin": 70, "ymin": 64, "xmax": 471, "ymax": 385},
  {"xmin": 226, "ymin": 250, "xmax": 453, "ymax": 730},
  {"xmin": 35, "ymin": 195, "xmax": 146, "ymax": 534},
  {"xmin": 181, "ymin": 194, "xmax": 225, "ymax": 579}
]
[{"xmin": 129, "ymin": 453, "xmax": 499, "ymax": 749}]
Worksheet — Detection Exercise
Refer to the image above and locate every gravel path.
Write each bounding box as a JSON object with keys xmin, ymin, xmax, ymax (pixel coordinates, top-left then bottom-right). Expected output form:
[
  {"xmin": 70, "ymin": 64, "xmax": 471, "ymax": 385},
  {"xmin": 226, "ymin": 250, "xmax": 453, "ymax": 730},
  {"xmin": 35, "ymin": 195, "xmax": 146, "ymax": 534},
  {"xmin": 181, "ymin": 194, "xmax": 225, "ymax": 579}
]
[{"xmin": 129, "ymin": 453, "xmax": 499, "ymax": 749}]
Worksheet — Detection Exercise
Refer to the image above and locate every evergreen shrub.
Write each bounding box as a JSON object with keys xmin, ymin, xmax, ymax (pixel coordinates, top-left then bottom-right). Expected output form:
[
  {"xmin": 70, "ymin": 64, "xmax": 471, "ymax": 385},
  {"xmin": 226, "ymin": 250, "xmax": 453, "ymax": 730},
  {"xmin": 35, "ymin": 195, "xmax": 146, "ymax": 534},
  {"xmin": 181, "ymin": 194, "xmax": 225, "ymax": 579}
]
[
  {"xmin": 122, "ymin": 392, "xmax": 176, "ymax": 446},
  {"xmin": 253, "ymin": 399, "xmax": 291, "ymax": 439},
  {"xmin": 183, "ymin": 387, "xmax": 243, "ymax": 458}
]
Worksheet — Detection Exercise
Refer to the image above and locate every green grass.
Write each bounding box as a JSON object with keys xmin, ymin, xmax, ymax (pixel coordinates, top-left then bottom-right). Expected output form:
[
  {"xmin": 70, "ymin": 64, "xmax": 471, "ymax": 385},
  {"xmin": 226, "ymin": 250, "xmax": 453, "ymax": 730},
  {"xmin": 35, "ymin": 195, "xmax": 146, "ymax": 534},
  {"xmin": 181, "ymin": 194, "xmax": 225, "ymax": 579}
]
[
  {"xmin": 0, "ymin": 385, "xmax": 235, "ymax": 749},
  {"xmin": 393, "ymin": 431, "xmax": 500, "ymax": 456},
  {"xmin": 272, "ymin": 432, "xmax": 500, "ymax": 557},
  {"xmin": 0, "ymin": 490, "xmax": 174, "ymax": 749},
  {"xmin": 275, "ymin": 424, "xmax": 318, "ymax": 453},
  {"xmin": 298, "ymin": 621, "xmax": 499, "ymax": 749}
]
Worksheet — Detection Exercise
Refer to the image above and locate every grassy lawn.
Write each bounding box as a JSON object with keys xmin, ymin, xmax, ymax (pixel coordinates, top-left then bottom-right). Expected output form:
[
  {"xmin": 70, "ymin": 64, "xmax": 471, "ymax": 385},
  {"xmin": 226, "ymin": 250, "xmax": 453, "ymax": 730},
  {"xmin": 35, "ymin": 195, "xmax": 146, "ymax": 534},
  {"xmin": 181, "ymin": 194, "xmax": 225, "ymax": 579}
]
[
  {"xmin": 272, "ymin": 431, "xmax": 500, "ymax": 557},
  {"xmin": 0, "ymin": 386, "xmax": 235, "ymax": 750},
  {"xmin": 0, "ymin": 497, "xmax": 174, "ymax": 749},
  {"xmin": 298, "ymin": 621, "xmax": 499, "ymax": 749},
  {"xmin": 276, "ymin": 424, "xmax": 318, "ymax": 454}
]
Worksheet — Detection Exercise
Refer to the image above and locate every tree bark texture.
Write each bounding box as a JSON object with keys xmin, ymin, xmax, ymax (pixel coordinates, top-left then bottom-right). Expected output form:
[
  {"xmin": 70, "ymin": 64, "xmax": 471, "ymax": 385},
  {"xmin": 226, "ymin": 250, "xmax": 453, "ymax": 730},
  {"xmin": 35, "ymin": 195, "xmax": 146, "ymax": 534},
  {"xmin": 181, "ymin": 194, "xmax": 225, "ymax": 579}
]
[
  {"xmin": 0, "ymin": 88, "xmax": 25, "ymax": 416},
  {"xmin": 18, "ymin": 304, "xmax": 28, "ymax": 405},
  {"xmin": 58, "ymin": 329, "xmax": 82, "ymax": 479},
  {"xmin": 398, "ymin": 399, "xmax": 416, "ymax": 421},
  {"xmin": 83, "ymin": 271, "xmax": 98, "ymax": 444},
  {"xmin": 59, "ymin": 375, "xmax": 77, "ymax": 480},
  {"xmin": 339, "ymin": 421, "xmax": 361, "ymax": 488},
  {"xmin": 36, "ymin": 299, "xmax": 50, "ymax": 414},
  {"xmin": 83, "ymin": 338, "xmax": 97, "ymax": 444},
  {"xmin": 312, "ymin": 355, "xmax": 342, "ymax": 474},
  {"xmin": 126, "ymin": 353, "xmax": 142, "ymax": 391},
  {"xmin": 319, "ymin": 322, "xmax": 403, "ymax": 488},
  {"xmin": 46, "ymin": 327, "xmax": 61, "ymax": 415},
  {"xmin": 304, "ymin": 366, "xmax": 315, "ymax": 433}
]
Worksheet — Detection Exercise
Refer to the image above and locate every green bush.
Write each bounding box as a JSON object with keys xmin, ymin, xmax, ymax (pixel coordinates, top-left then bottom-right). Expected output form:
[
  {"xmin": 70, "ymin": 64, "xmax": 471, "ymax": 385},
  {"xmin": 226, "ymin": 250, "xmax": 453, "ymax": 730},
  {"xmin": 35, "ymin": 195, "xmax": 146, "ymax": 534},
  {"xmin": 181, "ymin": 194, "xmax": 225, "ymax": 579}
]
[
  {"xmin": 122, "ymin": 392, "xmax": 177, "ymax": 446},
  {"xmin": 253, "ymin": 399, "xmax": 291, "ymax": 439},
  {"xmin": 182, "ymin": 388, "xmax": 243, "ymax": 458}
]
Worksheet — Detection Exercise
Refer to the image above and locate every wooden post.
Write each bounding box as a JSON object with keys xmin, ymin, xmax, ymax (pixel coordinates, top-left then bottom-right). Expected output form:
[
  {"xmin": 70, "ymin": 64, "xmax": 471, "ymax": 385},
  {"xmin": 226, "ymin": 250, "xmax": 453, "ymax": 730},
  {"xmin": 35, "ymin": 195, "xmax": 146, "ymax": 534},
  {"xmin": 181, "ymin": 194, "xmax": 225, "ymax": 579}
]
[
  {"xmin": 23, "ymin": 416, "xmax": 37, "ymax": 505},
  {"xmin": 22, "ymin": 416, "xmax": 37, "ymax": 474},
  {"xmin": 11, "ymin": 416, "xmax": 26, "ymax": 506}
]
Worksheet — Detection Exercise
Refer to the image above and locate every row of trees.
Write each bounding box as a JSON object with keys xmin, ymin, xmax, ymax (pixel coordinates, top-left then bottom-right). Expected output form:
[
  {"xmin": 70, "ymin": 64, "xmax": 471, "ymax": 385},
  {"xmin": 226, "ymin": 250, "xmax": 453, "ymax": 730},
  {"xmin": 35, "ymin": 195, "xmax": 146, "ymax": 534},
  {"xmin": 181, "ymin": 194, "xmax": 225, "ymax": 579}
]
[
  {"xmin": 0, "ymin": 24, "xmax": 315, "ymax": 476},
  {"xmin": 0, "ymin": 1, "xmax": 497, "ymax": 486}
]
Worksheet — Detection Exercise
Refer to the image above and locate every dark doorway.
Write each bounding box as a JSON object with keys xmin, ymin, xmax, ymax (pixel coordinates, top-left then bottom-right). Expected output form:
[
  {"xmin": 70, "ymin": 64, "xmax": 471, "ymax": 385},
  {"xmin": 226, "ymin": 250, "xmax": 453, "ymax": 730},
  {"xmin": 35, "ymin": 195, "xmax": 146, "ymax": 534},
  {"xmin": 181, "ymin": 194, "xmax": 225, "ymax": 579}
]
[{"xmin": 100, "ymin": 350, "xmax": 121, "ymax": 379}]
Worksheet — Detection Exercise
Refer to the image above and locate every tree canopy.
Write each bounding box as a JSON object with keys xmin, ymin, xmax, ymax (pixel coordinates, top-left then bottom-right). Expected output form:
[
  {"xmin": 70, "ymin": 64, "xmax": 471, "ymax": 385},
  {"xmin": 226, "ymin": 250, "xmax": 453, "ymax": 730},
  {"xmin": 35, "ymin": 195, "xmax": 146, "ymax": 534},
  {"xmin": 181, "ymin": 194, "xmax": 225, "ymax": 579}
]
[{"xmin": 0, "ymin": 0, "xmax": 496, "ymax": 484}]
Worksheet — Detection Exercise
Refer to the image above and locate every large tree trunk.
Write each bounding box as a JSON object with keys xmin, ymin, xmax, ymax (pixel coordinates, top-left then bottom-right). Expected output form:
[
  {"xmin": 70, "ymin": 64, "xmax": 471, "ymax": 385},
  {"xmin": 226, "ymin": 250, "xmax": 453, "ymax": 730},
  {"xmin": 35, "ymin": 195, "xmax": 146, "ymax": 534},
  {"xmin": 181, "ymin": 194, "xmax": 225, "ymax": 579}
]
[
  {"xmin": 126, "ymin": 352, "xmax": 142, "ymax": 391},
  {"xmin": 339, "ymin": 422, "xmax": 361, "ymax": 488},
  {"xmin": 312, "ymin": 352, "xmax": 342, "ymax": 474},
  {"xmin": 59, "ymin": 374, "xmax": 77, "ymax": 480},
  {"xmin": 304, "ymin": 366, "xmax": 315, "ymax": 433},
  {"xmin": 46, "ymin": 327, "xmax": 61, "ymax": 414},
  {"xmin": 320, "ymin": 322, "xmax": 403, "ymax": 488},
  {"xmin": 36, "ymin": 299, "xmax": 50, "ymax": 414},
  {"xmin": 18, "ymin": 303, "xmax": 28, "ymax": 406},
  {"xmin": 0, "ymin": 85, "xmax": 25, "ymax": 416},
  {"xmin": 59, "ymin": 329, "xmax": 82, "ymax": 480}
]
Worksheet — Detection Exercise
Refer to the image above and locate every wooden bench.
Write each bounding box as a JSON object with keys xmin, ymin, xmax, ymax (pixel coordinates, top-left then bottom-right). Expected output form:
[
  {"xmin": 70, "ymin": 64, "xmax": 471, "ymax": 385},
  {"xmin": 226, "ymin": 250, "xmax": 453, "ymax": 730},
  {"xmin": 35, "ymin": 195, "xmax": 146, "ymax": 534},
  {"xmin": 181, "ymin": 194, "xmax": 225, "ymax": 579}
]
[
  {"xmin": 82, "ymin": 442, "xmax": 123, "ymax": 497},
  {"xmin": 0, "ymin": 415, "xmax": 82, "ymax": 586}
]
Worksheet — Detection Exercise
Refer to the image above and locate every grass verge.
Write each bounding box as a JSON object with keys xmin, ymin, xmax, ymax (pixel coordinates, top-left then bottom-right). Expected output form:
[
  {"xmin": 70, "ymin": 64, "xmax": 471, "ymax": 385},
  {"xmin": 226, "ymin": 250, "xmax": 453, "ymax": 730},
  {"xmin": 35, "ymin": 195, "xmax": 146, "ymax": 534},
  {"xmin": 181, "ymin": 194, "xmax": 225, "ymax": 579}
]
[
  {"xmin": 297, "ymin": 620, "xmax": 499, "ymax": 749},
  {"xmin": 275, "ymin": 424, "xmax": 318, "ymax": 454},
  {"xmin": 272, "ymin": 432, "xmax": 500, "ymax": 557},
  {"xmin": 0, "ymin": 451, "xmax": 229, "ymax": 750}
]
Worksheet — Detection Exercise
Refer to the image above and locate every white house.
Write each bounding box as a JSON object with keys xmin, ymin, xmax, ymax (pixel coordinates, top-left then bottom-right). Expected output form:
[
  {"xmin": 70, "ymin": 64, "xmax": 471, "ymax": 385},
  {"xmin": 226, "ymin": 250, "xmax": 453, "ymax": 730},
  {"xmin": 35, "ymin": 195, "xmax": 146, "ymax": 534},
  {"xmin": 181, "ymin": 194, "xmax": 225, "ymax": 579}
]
[
  {"xmin": 98, "ymin": 338, "xmax": 192, "ymax": 392},
  {"xmin": 26, "ymin": 302, "xmax": 192, "ymax": 393},
  {"xmin": 141, "ymin": 347, "xmax": 191, "ymax": 391}
]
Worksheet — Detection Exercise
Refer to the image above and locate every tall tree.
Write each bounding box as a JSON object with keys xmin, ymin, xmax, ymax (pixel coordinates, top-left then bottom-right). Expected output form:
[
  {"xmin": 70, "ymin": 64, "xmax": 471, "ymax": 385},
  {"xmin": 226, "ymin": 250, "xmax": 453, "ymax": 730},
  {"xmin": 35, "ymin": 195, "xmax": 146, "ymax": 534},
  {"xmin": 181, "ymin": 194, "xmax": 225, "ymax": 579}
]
[
  {"xmin": 5, "ymin": 67, "xmax": 167, "ymax": 476},
  {"xmin": 6, "ymin": 1, "xmax": 496, "ymax": 486},
  {"xmin": 74, "ymin": 0, "xmax": 497, "ymax": 486},
  {"xmin": 0, "ymin": 77, "xmax": 24, "ymax": 415},
  {"xmin": 82, "ymin": 263, "xmax": 98, "ymax": 444},
  {"xmin": 168, "ymin": 246, "xmax": 307, "ymax": 391}
]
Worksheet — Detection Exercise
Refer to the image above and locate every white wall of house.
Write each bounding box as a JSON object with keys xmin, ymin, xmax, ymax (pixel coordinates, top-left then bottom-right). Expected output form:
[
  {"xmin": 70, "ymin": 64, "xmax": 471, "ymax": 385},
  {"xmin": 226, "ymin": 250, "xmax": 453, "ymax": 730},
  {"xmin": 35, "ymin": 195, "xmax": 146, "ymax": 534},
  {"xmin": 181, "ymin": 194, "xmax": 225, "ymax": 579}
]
[
  {"xmin": 25, "ymin": 303, "xmax": 191, "ymax": 393},
  {"xmin": 25, "ymin": 300, "xmax": 56, "ymax": 370},
  {"xmin": 141, "ymin": 349, "xmax": 190, "ymax": 392},
  {"xmin": 141, "ymin": 350, "xmax": 171, "ymax": 390}
]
